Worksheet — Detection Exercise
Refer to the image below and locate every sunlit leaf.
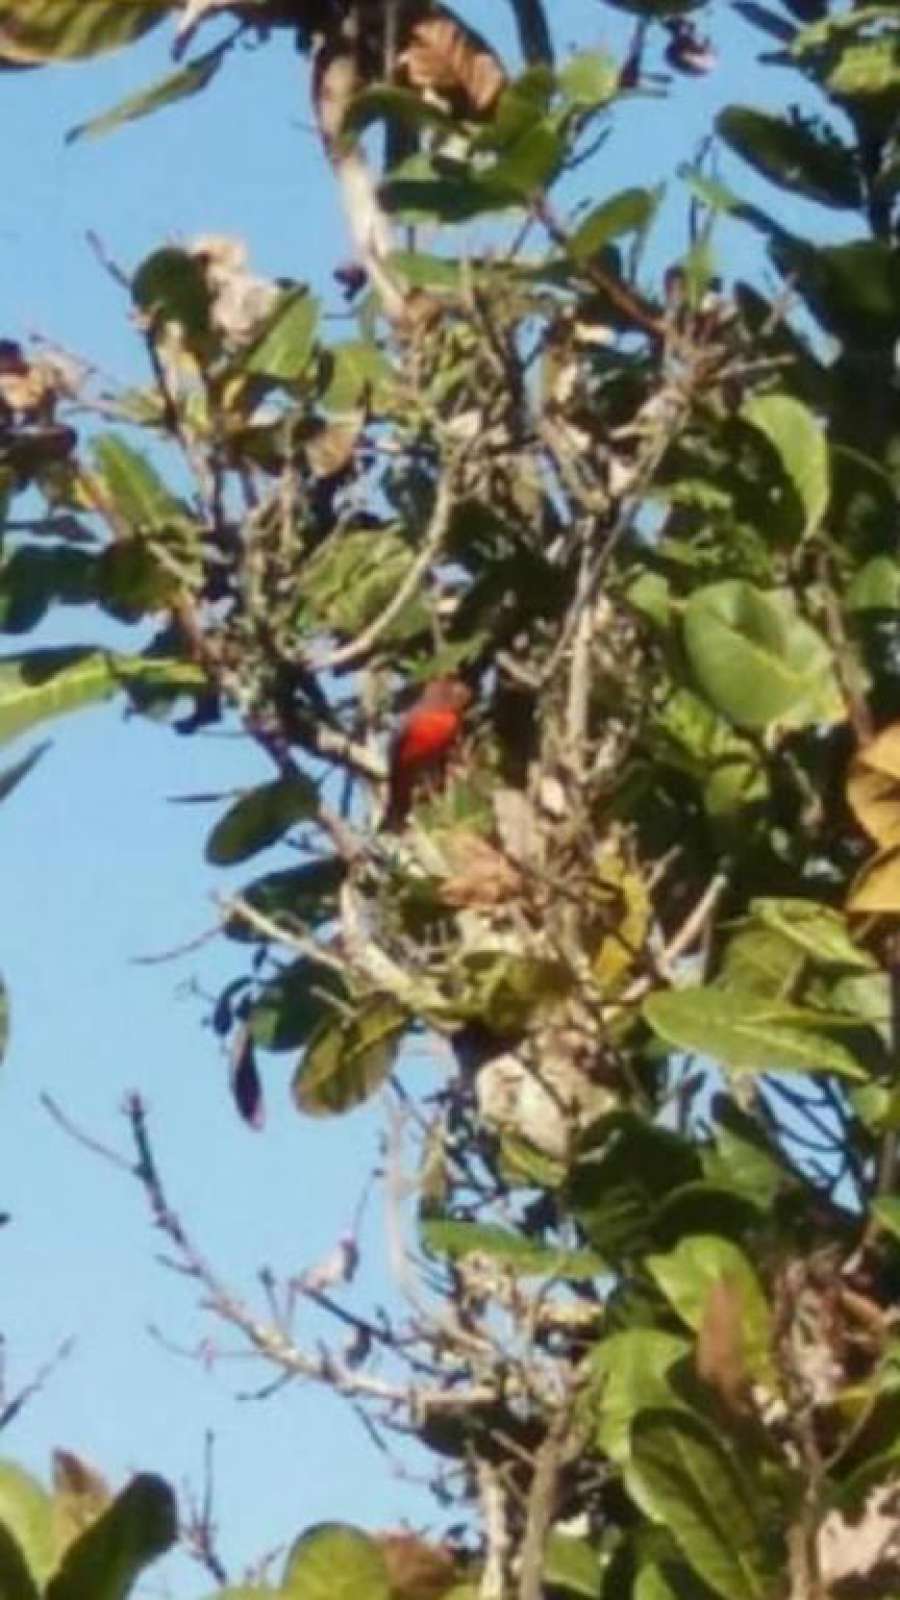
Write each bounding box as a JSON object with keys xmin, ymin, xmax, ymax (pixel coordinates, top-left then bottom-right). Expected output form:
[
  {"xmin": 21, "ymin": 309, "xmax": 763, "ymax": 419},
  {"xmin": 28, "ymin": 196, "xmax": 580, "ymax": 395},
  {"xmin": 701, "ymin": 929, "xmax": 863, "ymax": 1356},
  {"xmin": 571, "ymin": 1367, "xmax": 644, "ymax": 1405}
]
[
  {"xmin": 739, "ymin": 393, "xmax": 829, "ymax": 536},
  {"xmin": 0, "ymin": 649, "xmax": 203, "ymax": 747},
  {"xmin": 644, "ymin": 986, "xmax": 868, "ymax": 1079},
  {"xmin": 293, "ymin": 999, "xmax": 407, "ymax": 1117},
  {"xmin": 240, "ymin": 288, "xmax": 319, "ymax": 384},
  {"xmin": 0, "ymin": 1463, "xmax": 55, "ymax": 1592},
  {"xmin": 46, "ymin": 1473, "xmax": 177, "ymax": 1600},
  {"xmin": 647, "ymin": 1236, "xmax": 775, "ymax": 1384},
  {"xmin": 0, "ymin": 0, "xmax": 169, "ymax": 64},
  {"xmin": 282, "ymin": 1522, "xmax": 391, "ymax": 1600},
  {"xmin": 66, "ymin": 41, "xmax": 226, "ymax": 143},
  {"xmin": 421, "ymin": 1219, "xmax": 605, "ymax": 1278}
]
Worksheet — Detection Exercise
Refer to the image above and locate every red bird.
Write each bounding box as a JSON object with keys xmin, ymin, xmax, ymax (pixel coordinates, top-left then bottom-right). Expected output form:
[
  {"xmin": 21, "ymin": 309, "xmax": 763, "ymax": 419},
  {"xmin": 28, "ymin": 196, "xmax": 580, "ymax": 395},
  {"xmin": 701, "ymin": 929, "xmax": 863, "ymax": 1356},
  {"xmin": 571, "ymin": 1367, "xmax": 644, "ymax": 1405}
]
[{"xmin": 384, "ymin": 677, "xmax": 472, "ymax": 830}]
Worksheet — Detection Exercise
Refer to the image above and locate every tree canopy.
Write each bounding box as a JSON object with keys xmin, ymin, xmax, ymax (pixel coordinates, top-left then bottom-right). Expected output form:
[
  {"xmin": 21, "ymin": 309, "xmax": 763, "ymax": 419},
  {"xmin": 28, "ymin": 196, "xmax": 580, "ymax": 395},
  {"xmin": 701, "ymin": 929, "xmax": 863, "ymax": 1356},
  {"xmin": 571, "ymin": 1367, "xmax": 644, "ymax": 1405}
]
[{"xmin": 2, "ymin": 0, "xmax": 900, "ymax": 1595}]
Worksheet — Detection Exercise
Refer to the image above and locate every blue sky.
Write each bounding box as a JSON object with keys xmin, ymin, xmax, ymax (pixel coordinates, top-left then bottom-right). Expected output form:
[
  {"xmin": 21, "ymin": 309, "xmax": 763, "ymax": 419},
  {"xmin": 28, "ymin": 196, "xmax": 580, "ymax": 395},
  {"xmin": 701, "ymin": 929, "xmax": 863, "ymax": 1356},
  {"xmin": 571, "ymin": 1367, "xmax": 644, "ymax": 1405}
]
[{"xmin": 0, "ymin": 4, "xmax": 844, "ymax": 1593}]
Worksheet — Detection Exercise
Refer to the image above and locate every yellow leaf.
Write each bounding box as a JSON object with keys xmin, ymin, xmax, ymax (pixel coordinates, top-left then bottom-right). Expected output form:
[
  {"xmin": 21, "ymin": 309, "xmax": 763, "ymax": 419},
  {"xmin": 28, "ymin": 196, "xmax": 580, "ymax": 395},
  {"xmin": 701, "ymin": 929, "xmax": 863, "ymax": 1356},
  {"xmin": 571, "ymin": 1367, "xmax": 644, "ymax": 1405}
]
[
  {"xmin": 847, "ymin": 844, "xmax": 900, "ymax": 914},
  {"xmin": 848, "ymin": 722, "xmax": 900, "ymax": 847}
]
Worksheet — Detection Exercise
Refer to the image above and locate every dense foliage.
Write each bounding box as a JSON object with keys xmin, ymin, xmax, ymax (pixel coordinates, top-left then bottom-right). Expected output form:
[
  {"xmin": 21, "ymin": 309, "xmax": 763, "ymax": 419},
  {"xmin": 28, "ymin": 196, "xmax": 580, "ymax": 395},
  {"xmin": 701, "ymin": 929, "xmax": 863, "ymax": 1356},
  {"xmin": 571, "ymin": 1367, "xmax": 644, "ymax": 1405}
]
[{"xmin": 2, "ymin": 0, "xmax": 900, "ymax": 1594}]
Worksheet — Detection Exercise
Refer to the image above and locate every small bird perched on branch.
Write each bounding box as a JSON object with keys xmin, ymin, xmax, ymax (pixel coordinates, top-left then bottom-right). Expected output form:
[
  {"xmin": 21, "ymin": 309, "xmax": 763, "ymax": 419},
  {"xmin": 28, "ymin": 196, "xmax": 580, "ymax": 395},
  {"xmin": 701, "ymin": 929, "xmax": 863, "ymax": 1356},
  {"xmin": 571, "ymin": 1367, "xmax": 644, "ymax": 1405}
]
[{"xmin": 383, "ymin": 677, "xmax": 472, "ymax": 830}]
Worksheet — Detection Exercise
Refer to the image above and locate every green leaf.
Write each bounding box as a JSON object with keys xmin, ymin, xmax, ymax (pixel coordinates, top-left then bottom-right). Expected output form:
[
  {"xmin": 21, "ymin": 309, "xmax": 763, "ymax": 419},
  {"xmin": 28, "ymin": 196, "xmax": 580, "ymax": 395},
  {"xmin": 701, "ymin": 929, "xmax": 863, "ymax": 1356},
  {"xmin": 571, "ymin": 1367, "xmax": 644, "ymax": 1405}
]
[
  {"xmin": 771, "ymin": 237, "xmax": 900, "ymax": 350},
  {"xmin": 717, "ymin": 106, "xmax": 861, "ymax": 209},
  {"xmin": 568, "ymin": 1116, "xmax": 702, "ymax": 1259},
  {"xmin": 647, "ymin": 1236, "xmax": 774, "ymax": 1384},
  {"xmin": 0, "ymin": 0, "xmax": 168, "ymax": 64},
  {"xmin": 569, "ymin": 189, "xmax": 661, "ymax": 262},
  {"xmin": 846, "ymin": 556, "xmax": 900, "ymax": 612},
  {"xmin": 593, "ymin": 1329, "xmax": 691, "ymax": 1464},
  {"xmin": 0, "ymin": 547, "xmax": 97, "ymax": 633},
  {"xmin": 293, "ymin": 999, "xmax": 407, "ymax": 1117},
  {"xmin": 557, "ymin": 49, "xmax": 619, "ymax": 107},
  {"xmin": 224, "ymin": 858, "xmax": 346, "ymax": 941},
  {"xmin": 46, "ymin": 1474, "xmax": 177, "ymax": 1600},
  {"xmin": 421, "ymin": 1219, "xmax": 605, "ymax": 1278},
  {"xmin": 625, "ymin": 1410, "xmax": 782, "ymax": 1600},
  {"xmin": 682, "ymin": 581, "xmax": 843, "ymax": 729},
  {"xmin": 205, "ymin": 776, "xmax": 319, "ymax": 866},
  {"xmin": 739, "ymin": 394, "xmax": 829, "ymax": 537},
  {"xmin": 872, "ymin": 1196, "xmax": 900, "ymax": 1243},
  {"xmin": 750, "ymin": 898, "xmax": 874, "ymax": 972},
  {"xmin": 543, "ymin": 1532, "xmax": 605, "ymax": 1597},
  {"xmin": 643, "ymin": 986, "xmax": 868, "ymax": 1080},
  {"xmin": 0, "ymin": 740, "xmax": 49, "ymax": 804},
  {"xmin": 282, "ymin": 1523, "xmax": 390, "ymax": 1600},
  {"xmin": 131, "ymin": 248, "xmax": 212, "ymax": 346},
  {"xmin": 0, "ymin": 649, "xmax": 203, "ymax": 747},
  {"xmin": 66, "ymin": 40, "xmax": 225, "ymax": 143},
  {"xmin": 248, "ymin": 960, "xmax": 345, "ymax": 1053},
  {"xmin": 319, "ymin": 341, "xmax": 393, "ymax": 414},
  {"xmin": 92, "ymin": 434, "xmax": 192, "ymax": 535},
  {"xmin": 240, "ymin": 289, "xmax": 319, "ymax": 384},
  {"xmin": 298, "ymin": 527, "xmax": 426, "ymax": 644},
  {"xmin": 483, "ymin": 120, "xmax": 565, "ymax": 199},
  {"xmin": 0, "ymin": 1463, "xmax": 55, "ymax": 1591}
]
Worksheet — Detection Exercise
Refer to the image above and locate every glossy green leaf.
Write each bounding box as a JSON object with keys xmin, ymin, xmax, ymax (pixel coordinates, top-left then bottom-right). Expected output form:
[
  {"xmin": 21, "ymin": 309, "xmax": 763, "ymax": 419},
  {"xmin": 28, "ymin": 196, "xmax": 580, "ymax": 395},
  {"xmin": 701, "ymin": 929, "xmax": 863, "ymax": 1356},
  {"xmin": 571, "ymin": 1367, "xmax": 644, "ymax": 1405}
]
[
  {"xmin": 224, "ymin": 858, "xmax": 346, "ymax": 941},
  {"xmin": 282, "ymin": 1522, "xmax": 390, "ymax": 1600},
  {"xmin": 682, "ymin": 581, "xmax": 843, "ymax": 729},
  {"xmin": 0, "ymin": 649, "xmax": 203, "ymax": 747},
  {"xmin": 0, "ymin": 1463, "xmax": 55, "ymax": 1591},
  {"xmin": 569, "ymin": 189, "xmax": 660, "ymax": 262},
  {"xmin": 320, "ymin": 341, "xmax": 393, "ymax": 413},
  {"xmin": 421, "ymin": 1219, "xmax": 605, "ymax": 1278},
  {"xmin": 91, "ymin": 434, "xmax": 192, "ymax": 535},
  {"xmin": 46, "ymin": 1473, "xmax": 177, "ymax": 1600},
  {"xmin": 593, "ymin": 1329, "xmax": 691, "ymax": 1464},
  {"xmin": 543, "ymin": 1532, "xmax": 605, "ymax": 1597},
  {"xmin": 625, "ymin": 1410, "xmax": 782, "ymax": 1600},
  {"xmin": 717, "ymin": 106, "xmax": 861, "ymax": 209},
  {"xmin": 131, "ymin": 247, "xmax": 212, "ymax": 345},
  {"xmin": 240, "ymin": 288, "xmax": 319, "ymax": 384},
  {"xmin": 66, "ymin": 40, "xmax": 225, "ymax": 143},
  {"xmin": 739, "ymin": 394, "xmax": 829, "ymax": 536},
  {"xmin": 557, "ymin": 49, "xmax": 619, "ymax": 107},
  {"xmin": 643, "ymin": 986, "xmax": 868, "ymax": 1080},
  {"xmin": 0, "ymin": 547, "xmax": 96, "ymax": 633},
  {"xmin": 205, "ymin": 776, "xmax": 319, "ymax": 866},
  {"xmin": 647, "ymin": 1236, "xmax": 774, "ymax": 1383},
  {"xmin": 750, "ymin": 898, "xmax": 874, "ymax": 972},
  {"xmin": 293, "ymin": 999, "xmax": 406, "ymax": 1117},
  {"xmin": 248, "ymin": 960, "xmax": 345, "ymax": 1053},
  {"xmin": 0, "ymin": 0, "xmax": 168, "ymax": 64}
]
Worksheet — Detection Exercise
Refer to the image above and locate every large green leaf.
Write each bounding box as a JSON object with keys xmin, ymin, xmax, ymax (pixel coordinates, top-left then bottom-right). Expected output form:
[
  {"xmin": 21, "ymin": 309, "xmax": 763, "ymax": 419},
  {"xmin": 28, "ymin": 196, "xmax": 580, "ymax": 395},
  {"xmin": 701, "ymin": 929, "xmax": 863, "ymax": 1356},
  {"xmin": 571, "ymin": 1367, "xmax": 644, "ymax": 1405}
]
[
  {"xmin": 593, "ymin": 1329, "xmax": 691, "ymax": 1464},
  {"xmin": 647, "ymin": 1236, "xmax": 774, "ymax": 1384},
  {"xmin": 240, "ymin": 289, "xmax": 319, "ymax": 384},
  {"xmin": 131, "ymin": 248, "xmax": 212, "ymax": 347},
  {"xmin": 717, "ymin": 106, "xmax": 861, "ymax": 208},
  {"xmin": 682, "ymin": 581, "xmax": 843, "ymax": 729},
  {"xmin": 771, "ymin": 237, "xmax": 900, "ymax": 349},
  {"xmin": 46, "ymin": 1474, "xmax": 176, "ymax": 1600},
  {"xmin": 224, "ymin": 858, "xmax": 346, "ymax": 941},
  {"xmin": 205, "ymin": 776, "xmax": 319, "ymax": 866},
  {"xmin": 0, "ymin": 547, "xmax": 97, "ymax": 633},
  {"xmin": 569, "ymin": 188, "xmax": 661, "ymax": 262},
  {"xmin": 0, "ymin": 1463, "xmax": 55, "ymax": 1592},
  {"xmin": 0, "ymin": 0, "xmax": 169, "ymax": 64},
  {"xmin": 66, "ymin": 40, "xmax": 226, "ymax": 143},
  {"xmin": 297, "ymin": 528, "xmax": 427, "ymax": 644},
  {"xmin": 293, "ymin": 998, "xmax": 407, "ymax": 1117},
  {"xmin": 739, "ymin": 394, "xmax": 829, "ymax": 537},
  {"xmin": 568, "ymin": 1116, "xmax": 702, "ymax": 1259},
  {"xmin": 91, "ymin": 435, "xmax": 192, "ymax": 537},
  {"xmin": 248, "ymin": 960, "xmax": 345, "ymax": 1053},
  {"xmin": 421, "ymin": 1219, "xmax": 605, "ymax": 1279},
  {"xmin": 625, "ymin": 1410, "xmax": 782, "ymax": 1600},
  {"xmin": 750, "ymin": 898, "xmax": 874, "ymax": 973},
  {"xmin": 543, "ymin": 1533, "xmax": 605, "ymax": 1597},
  {"xmin": 643, "ymin": 986, "xmax": 868, "ymax": 1080},
  {"xmin": 282, "ymin": 1523, "xmax": 391, "ymax": 1600},
  {"xmin": 0, "ymin": 649, "xmax": 203, "ymax": 747}
]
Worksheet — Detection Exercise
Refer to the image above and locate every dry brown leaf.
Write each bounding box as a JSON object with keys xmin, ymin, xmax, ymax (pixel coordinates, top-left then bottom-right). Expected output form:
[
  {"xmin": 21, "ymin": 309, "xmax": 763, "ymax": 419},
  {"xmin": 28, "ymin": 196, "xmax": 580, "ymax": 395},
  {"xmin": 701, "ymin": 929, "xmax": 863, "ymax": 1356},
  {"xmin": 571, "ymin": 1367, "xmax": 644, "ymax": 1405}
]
[
  {"xmin": 377, "ymin": 1532, "xmax": 459, "ymax": 1600},
  {"xmin": 52, "ymin": 1448, "xmax": 111, "ymax": 1556},
  {"xmin": 440, "ymin": 831, "xmax": 522, "ymax": 908},
  {"xmin": 398, "ymin": 15, "xmax": 506, "ymax": 117},
  {"xmin": 847, "ymin": 843, "xmax": 900, "ymax": 915},
  {"xmin": 696, "ymin": 1274, "xmax": 750, "ymax": 1414},
  {"xmin": 848, "ymin": 723, "xmax": 900, "ymax": 849}
]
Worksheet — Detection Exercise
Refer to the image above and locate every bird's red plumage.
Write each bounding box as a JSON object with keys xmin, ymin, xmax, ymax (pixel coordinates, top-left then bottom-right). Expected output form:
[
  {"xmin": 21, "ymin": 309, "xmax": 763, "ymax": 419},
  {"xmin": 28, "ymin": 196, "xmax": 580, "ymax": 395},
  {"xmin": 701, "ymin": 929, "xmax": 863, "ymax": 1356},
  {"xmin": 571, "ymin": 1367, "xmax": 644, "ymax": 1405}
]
[{"xmin": 384, "ymin": 678, "xmax": 471, "ymax": 829}]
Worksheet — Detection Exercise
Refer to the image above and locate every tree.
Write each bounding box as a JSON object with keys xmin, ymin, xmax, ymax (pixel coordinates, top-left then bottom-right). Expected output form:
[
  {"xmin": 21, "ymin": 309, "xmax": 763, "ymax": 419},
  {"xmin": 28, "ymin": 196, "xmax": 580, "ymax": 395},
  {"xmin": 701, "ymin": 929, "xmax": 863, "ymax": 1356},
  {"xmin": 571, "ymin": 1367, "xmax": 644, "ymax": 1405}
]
[{"xmin": 1, "ymin": 0, "xmax": 900, "ymax": 1594}]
